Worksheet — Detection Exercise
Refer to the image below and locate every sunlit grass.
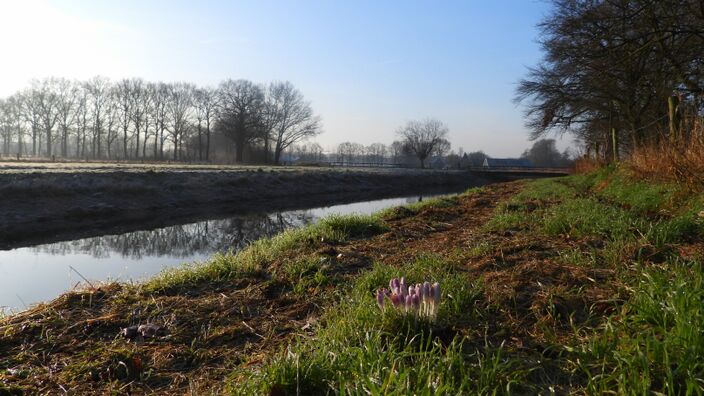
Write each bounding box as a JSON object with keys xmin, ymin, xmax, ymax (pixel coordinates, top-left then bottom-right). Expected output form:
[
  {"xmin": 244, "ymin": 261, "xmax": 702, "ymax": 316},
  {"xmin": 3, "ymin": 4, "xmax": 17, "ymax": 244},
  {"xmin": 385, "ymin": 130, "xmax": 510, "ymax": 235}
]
[
  {"xmin": 144, "ymin": 214, "xmax": 387, "ymax": 292},
  {"xmin": 230, "ymin": 256, "xmax": 530, "ymax": 395},
  {"xmin": 577, "ymin": 258, "xmax": 704, "ymax": 394}
]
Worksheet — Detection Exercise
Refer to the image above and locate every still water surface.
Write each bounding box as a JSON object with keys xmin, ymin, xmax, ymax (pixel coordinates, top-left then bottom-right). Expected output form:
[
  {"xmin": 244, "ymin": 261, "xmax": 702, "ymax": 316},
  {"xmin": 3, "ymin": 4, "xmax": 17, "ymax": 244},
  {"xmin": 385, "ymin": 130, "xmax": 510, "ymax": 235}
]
[{"xmin": 0, "ymin": 195, "xmax": 438, "ymax": 313}]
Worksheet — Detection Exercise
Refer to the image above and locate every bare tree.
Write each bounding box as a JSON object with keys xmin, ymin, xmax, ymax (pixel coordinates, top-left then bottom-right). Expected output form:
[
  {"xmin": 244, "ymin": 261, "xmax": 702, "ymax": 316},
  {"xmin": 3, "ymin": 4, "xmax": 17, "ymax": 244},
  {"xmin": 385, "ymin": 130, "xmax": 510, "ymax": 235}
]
[
  {"xmin": 0, "ymin": 99, "xmax": 10, "ymax": 155},
  {"xmin": 32, "ymin": 79, "xmax": 62, "ymax": 157},
  {"xmin": 20, "ymin": 89, "xmax": 43, "ymax": 156},
  {"xmin": 216, "ymin": 79, "xmax": 265, "ymax": 163},
  {"xmin": 367, "ymin": 143, "xmax": 387, "ymax": 164},
  {"xmin": 115, "ymin": 79, "xmax": 133, "ymax": 160},
  {"xmin": 265, "ymin": 81, "xmax": 321, "ymax": 165},
  {"xmin": 128, "ymin": 78, "xmax": 148, "ymax": 159},
  {"xmin": 396, "ymin": 118, "xmax": 450, "ymax": 169},
  {"xmin": 85, "ymin": 76, "xmax": 111, "ymax": 159},
  {"xmin": 164, "ymin": 82, "xmax": 194, "ymax": 160},
  {"xmin": 104, "ymin": 92, "xmax": 120, "ymax": 159},
  {"xmin": 55, "ymin": 78, "xmax": 79, "ymax": 158},
  {"xmin": 148, "ymin": 82, "xmax": 169, "ymax": 159},
  {"xmin": 193, "ymin": 87, "xmax": 217, "ymax": 161},
  {"xmin": 6, "ymin": 95, "xmax": 25, "ymax": 155},
  {"xmin": 74, "ymin": 89, "xmax": 89, "ymax": 158}
]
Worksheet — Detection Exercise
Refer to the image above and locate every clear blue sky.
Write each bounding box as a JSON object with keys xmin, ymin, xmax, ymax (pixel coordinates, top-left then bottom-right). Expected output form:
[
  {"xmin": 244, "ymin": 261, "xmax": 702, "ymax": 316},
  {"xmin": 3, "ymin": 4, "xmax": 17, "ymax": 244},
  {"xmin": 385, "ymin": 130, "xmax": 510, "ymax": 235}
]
[{"xmin": 0, "ymin": 0, "xmax": 568, "ymax": 157}]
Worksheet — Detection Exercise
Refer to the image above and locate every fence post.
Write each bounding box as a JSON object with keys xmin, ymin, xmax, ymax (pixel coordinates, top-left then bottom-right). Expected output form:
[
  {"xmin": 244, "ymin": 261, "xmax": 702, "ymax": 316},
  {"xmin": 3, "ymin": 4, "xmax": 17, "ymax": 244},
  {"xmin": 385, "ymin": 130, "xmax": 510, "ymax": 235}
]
[
  {"xmin": 668, "ymin": 95, "xmax": 680, "ymax": 143},
  {"xmin": 611, "ymin": 127, "xmax": 619, "ymax": 162}
]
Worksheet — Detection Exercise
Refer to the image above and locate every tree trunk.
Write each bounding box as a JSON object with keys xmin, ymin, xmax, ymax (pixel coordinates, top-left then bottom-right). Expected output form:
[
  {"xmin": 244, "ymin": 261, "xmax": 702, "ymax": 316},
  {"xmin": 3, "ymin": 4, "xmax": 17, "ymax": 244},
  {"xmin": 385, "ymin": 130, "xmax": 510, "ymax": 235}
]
[
  {"xmin": 668, "ymin": 96, "xmax": 680, "ymax": 143},
  {"xmin": 173, "ymin": 137, "xmax": 178, "ymax": 160},
  {"xmin": 205, "ymin": 122, "xmax": 211, "ymax": 162},
  {"xmin": 197, "ymin": 122, "xmax": 203, "ymax": 161},
  {"xmin": 123, "ymin": 125, "xmax": 129, "ymax": 160},
  {"xmin": 31, "ymin": 126, "xmax": 37, "ymax": 156},
  {"xmin": 235, "ymin": 139, "xmax": 244, "ymax": 163},
  {"xmin": 135, "ymin": 125, "xmax": 140, "ymax": 159},
  {"xmin": 159, "ymin": 124, "xmax": 164, "ymax": 160}
]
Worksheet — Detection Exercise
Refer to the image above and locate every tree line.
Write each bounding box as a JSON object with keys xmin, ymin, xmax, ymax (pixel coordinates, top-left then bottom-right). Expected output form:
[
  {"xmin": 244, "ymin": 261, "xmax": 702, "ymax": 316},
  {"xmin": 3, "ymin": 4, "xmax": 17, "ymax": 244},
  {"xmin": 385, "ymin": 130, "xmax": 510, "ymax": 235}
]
[
  {"xmin": 0, "ymin": 77, "xmax": 321, "ymax": 164},
  {"xmin": 516, "ymin": 0, "xmax": 704, "ymax": 160},
  {"xmin": 328, "ymin": 118, "xmax": 452, "ymax": 169}
]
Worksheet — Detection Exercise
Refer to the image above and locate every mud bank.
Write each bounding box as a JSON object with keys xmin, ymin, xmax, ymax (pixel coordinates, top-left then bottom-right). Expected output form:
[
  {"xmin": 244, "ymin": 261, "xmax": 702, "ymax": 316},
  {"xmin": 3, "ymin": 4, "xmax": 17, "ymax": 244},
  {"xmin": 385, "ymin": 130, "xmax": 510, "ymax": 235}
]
[{"xmin": 0, "ymin": 167, "xmax": 500, "ymax": 249}]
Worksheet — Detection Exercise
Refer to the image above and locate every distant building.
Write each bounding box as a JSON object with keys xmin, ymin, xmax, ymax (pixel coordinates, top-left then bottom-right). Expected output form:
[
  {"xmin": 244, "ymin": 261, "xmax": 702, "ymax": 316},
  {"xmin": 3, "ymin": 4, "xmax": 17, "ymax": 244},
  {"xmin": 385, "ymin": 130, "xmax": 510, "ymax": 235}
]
[{"xmin": 482, "ymin": 157, "xmax": 533, "ymax": 168}]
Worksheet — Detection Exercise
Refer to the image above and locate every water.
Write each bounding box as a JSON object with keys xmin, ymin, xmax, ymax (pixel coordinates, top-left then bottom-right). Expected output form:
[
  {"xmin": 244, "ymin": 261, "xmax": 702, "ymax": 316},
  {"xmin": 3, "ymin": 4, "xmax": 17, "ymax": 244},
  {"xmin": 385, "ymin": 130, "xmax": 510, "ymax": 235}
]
[{"xmin": 0, "ymin": 194, "xmax": 441, "ymax": 313}]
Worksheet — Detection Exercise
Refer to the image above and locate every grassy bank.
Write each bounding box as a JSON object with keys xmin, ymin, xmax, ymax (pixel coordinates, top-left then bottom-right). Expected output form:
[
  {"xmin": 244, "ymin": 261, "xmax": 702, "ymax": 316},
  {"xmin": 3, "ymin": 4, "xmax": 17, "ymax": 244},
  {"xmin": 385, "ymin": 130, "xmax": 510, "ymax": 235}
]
[{"xmin": 1, "ymin": 167, "xmax": 703, "ymax": 394}]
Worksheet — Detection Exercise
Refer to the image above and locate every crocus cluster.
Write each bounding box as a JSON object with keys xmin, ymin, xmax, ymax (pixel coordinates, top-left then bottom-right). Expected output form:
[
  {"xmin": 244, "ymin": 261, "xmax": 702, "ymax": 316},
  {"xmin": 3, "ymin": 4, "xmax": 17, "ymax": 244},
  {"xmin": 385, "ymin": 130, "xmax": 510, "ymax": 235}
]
[{"xmin": 376, "ymin": 277, "xmax": 441, "ymax": 319}]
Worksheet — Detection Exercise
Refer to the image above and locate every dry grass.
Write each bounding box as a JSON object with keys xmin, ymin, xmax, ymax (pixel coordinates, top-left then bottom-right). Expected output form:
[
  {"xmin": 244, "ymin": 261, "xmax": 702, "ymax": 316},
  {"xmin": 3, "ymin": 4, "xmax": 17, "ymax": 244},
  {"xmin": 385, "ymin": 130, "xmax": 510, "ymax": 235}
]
[
  {"xmin": 574, "ymin": 156, "xmax": 605, "ymax": 174},
  {"xmin": 630, "ymin": 119, "xmax": 704, "ymax": 190}
]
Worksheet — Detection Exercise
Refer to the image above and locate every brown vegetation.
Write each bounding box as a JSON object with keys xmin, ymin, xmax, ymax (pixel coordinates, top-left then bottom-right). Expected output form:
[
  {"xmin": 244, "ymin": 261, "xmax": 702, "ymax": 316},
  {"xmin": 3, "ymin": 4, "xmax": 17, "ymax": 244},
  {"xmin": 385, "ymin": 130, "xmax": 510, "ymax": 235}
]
[{"xmin": 629, "ymin": 120, "xmax": 704, "ymax": 189}]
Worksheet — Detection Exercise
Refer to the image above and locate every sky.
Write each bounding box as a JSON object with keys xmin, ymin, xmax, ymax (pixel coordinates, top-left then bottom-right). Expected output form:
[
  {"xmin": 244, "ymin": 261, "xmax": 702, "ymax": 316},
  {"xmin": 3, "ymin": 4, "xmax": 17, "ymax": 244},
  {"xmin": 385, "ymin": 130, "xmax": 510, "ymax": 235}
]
[{"xmin": 0, "ymin": 0, "xmax": 569, "ymax": 157}]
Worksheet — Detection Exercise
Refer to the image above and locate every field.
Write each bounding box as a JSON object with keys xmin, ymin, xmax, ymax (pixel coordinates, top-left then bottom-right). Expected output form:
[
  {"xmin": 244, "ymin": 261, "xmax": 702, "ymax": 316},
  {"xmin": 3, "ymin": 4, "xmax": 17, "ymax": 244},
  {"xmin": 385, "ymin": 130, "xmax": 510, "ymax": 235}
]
[{"xmin": 1, "ymin": 166, "xmax": 703, "ymax": 394}]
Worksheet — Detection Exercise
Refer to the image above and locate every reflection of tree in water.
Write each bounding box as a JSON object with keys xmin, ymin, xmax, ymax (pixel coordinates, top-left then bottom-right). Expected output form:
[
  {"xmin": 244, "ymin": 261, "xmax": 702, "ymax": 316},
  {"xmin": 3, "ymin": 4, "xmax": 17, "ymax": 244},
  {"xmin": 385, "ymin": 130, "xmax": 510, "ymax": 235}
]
[{"xmin": 34, "ymin": 210, "xmax": 316, "ymax": 259}]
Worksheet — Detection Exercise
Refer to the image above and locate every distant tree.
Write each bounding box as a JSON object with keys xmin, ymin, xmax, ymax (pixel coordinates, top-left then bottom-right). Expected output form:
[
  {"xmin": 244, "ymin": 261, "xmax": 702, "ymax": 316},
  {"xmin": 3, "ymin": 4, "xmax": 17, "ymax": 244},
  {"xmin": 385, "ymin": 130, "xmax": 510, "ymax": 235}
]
[
  {"xmin": 128, "ymin": 78, "xmax": 149, "ymax": 159},
  {"xmin": 337, "ymin": 141, "xmax": 365, "ymax": 163},
  {"xmin": 4, "ymin": 95, "xmax": 25, "ymax": 155},
  {"xmin": 367, "ymin": 143, "xmax": 387, "ymax": 164},
  {"xmin": 389, "ymin": 140, "xmax": 405, "ymax": 164},
  {"xmin": 164, "ymin": 82, "xmax": 194, "ymax": 160},
  {"xmin": 216, "ymin": 79, "xmax": 265, "ymax": 163},
  {"xmin": 85, "ymin": 76, "xmax": 111, "ymax": 159},
  {"xmin": 465, "ymin": 151, "xmax": 488, "ymax": 167},
  {"xmin": 54, "ymin": 78, "xmax": 78, "ymax": 158},
  {"xmin": 193, "ymin": 87, "xmax": 218, "ymax": 161},
  {"xmin": 265, "ymin": 81, "xmax": 321, "ymax": 165},
  {"xmin": 148, "ymin": 82, "xmax": 170, "ymax": 159},
  {"xmin": 33, "ymin": 79, "xmax": 63, "ymax": 157},
  {"xmin": 397, "ymin": 118, "xmax": 450, "ymax": 169},
  {"xmin": 521, "ymin": 139, "xmax": 572, "ymax": 167}
]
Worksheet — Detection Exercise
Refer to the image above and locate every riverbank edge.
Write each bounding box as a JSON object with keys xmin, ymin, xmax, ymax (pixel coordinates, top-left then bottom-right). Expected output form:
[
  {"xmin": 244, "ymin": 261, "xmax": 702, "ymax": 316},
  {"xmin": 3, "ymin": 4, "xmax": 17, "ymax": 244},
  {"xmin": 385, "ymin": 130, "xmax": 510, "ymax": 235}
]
[{"xmin": 0, "ymin": 168, "xmax": 509, "ymax": 249}]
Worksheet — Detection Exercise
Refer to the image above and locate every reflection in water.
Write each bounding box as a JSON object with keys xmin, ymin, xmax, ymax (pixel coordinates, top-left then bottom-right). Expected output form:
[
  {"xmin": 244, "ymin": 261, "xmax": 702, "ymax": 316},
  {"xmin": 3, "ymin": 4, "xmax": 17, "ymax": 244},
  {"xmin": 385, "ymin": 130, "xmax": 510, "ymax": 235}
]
[
  {"xmin": 0, "ymin": 194, "xmax": 440, "ymax": 312},
  {"xmin": 34, "ymin": 212, "xmax": 315, "ymax": 259}
]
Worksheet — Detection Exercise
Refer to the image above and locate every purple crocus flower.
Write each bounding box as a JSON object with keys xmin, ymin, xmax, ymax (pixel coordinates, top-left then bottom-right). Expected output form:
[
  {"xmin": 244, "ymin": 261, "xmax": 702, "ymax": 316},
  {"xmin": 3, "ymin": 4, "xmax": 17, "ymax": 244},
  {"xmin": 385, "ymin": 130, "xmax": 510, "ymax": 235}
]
[
  {"xmin": 376, "ymin": 288, "xmax": 386, "ymax": 310},
  {"xmin": 412, "ymin": 294, "xmax": 421, "ymax": 310},
  {"xmin": 405, "ymin": 295, "xmax": 413, "ymax": 313},
  {"xmin": 432, "ymin": 282, "xmax": 441, "ymax": 305},
  {"xmin": 390, "ymin": 293, "xmax": 403, "ymax": 308}
]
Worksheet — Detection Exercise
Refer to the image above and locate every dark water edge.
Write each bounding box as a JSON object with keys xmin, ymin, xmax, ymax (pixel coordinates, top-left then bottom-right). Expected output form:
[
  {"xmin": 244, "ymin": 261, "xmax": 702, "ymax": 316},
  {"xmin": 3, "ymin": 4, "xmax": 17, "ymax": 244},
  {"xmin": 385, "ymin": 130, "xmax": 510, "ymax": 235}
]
[
  {"xmin": 0, "ymin": 186, "xmax": 469, "ymax": 313},
  {"xmin": 1, "ymin": 182, "xmax": 478, "ymax": 251}
]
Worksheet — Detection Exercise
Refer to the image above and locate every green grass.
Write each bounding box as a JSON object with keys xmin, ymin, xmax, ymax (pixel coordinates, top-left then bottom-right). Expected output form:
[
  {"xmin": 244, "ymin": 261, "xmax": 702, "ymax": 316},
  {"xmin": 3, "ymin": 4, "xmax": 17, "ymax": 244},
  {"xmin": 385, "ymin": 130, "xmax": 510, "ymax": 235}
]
[
  {"xmin": 513, "ymin": 177, "xmax": 575, "ymax": 202},
  {"xmin": 542, "ymin": 198, "xmax": 644, "ymax": 240},
  {"xmin": 230, "ymin": 255, "xmax": 531, "ymax": 395},
  {"xmin": 599, "ymin": 176, "xmax": 677, "ymax": 215},
  {"xmin": 144, "ymin": 214, "xmax": 387, "ymax": 292},
  {"xmin": 484, "ymin": 211, "xmax": 531, "ymax": 232},
  {"xmin": 280, "ymin": 256, "xmax": 333, "ymax": 295},
  {"xmin": 577, "ymin": 258, "xmax": 704, "ymax": 394}
]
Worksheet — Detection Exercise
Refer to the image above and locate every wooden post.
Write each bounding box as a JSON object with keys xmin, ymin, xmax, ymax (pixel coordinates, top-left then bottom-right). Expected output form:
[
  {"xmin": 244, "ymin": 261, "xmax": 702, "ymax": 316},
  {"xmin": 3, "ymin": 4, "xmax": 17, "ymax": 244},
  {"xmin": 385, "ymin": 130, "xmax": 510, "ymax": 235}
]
[{"xmin": 668, "ymin": 95, "xmax": 680, "ymax": 142}]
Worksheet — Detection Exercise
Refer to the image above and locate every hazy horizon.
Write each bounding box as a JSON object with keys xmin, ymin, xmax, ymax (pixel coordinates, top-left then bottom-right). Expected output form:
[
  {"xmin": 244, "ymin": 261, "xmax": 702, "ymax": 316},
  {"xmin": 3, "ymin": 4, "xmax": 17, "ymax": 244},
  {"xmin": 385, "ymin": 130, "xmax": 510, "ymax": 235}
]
[{"xmin": 0, "ymin": 0, "xmax": 574, "ymax": 157}]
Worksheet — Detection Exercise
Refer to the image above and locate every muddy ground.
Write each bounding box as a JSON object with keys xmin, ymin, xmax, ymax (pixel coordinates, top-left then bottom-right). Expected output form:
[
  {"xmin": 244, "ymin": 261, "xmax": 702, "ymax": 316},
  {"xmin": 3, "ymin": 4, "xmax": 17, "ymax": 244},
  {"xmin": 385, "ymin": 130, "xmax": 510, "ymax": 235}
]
[{"xmin": 0, "ymin": 163, "xmax": 515, "ymax": 249}]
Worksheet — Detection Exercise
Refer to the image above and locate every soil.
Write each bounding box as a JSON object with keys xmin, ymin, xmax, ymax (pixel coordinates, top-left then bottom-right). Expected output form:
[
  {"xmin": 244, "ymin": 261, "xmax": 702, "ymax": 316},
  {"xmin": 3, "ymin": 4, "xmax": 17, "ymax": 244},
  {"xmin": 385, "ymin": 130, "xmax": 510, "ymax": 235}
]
[{"xmin": 0, "ymin": 179, "xmax": 623, "ymax": 394}]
